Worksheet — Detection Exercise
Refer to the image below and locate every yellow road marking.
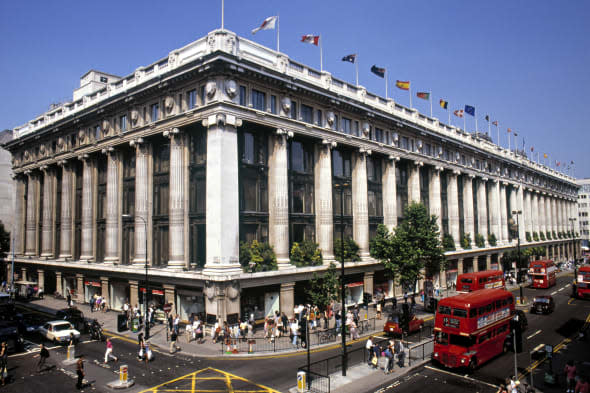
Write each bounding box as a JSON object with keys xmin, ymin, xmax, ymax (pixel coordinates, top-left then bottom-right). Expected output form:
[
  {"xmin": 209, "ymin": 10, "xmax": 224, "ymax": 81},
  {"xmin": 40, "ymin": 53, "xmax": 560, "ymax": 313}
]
[
  {"xmin": 568, "ymin": 298, "xmax": 574, "ymax": 305},
  {"xmin": 138, "ymin": 367, "xmax": 279, "ymax": 393}
]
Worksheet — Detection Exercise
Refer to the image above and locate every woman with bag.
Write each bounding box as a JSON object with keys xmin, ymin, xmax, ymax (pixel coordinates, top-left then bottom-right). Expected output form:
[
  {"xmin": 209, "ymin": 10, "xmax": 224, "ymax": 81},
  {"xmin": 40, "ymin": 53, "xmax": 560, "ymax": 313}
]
[{"xmin": 0, "ymin": 342, "xmax": 7, "ymax": 385}]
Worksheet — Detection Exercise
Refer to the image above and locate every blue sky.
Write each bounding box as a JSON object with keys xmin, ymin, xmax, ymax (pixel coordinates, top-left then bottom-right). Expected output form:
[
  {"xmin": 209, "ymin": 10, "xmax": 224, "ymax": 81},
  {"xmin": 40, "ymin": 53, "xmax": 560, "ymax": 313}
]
[{"xmin": 1, "ymin": 1, "xmax": 588, "ymax": 178}]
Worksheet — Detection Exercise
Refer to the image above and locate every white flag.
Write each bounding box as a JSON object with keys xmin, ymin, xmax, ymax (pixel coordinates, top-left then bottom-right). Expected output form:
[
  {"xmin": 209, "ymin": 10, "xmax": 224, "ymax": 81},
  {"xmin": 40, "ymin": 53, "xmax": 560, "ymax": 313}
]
[{"xmin": 252, "ymin": 16, "xmax": 277, "ymax": 34}]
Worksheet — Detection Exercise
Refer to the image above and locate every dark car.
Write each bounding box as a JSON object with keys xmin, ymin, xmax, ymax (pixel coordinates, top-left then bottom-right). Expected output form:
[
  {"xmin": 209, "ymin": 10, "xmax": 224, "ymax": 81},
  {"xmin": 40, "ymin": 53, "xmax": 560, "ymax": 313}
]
[
  {"xmin": 530, "ymin": 296, "xmax": 555, "ymax": 315},
  {"xmin": 0, "ymin": 320, "xmax": 24, "ymax": 353},
  {"xmin": 18, "ymin": 313, "xmax": 47, "ymax": 336},
  {"xmin": 55, "ymin": 308, "xmax": 85, "ymax": 331}
]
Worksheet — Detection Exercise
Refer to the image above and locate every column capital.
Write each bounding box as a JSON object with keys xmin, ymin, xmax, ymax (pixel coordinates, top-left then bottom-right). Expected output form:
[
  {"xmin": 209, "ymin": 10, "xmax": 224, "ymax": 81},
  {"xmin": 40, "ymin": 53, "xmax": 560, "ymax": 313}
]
[
  {"xmin": 202, "ymin": 113, "xmax": 242, "ymax": 128},
  {"xmin": 77, "ymin": 153, "xmax": 90, "ymax": 161},
  {"xmin": 413, "ymin": 160, "xmax": 423, "ymax": 167},
  {"xmin": 479, "ymin": 176, "xmax": 488, "ymax": 182},
  {"xmin": 388, "ymin": 154, "xmax": 400, "ymax": 162},
  {"xmin": 433, "ymin": 166, "xmax": 444, "ymax": 172},
  {"xmin": 275, "ymin": 128, "xmax": 294, "ymax": 139},
  {"xmin": 359, "ymin": 147, "xmax": 372, "ymax": 156},
  {"xmin": 101, "ymin": 146, "xmax": 115, "ymax": 155},
  {"xmin": 322, "ymin": 139, "xmax": 338, "ymax": 149},
  {"xmin": 451, "ymin": 169, "xmax": 461, "ymax": 176}
]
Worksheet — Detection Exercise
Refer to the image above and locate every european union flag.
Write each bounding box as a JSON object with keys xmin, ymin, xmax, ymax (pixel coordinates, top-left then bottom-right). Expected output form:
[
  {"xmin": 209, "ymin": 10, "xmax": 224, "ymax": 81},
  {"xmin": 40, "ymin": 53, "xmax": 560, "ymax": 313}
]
[{"xmin": 465, "ymin": 105, "xmax": 475, "ymax": 116}]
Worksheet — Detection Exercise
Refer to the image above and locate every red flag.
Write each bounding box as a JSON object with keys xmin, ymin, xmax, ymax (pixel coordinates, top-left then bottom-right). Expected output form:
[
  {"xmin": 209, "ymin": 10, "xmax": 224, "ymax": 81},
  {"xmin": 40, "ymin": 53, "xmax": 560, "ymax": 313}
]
[
  {"xmin": 492, "ymin": 120, "xmax": 498, "ymax": 126},
  {"xmin": 530, "ymin": 146, "xmax": 534, "ymax": 152},
  {"xmin": 301, "ymin": 35, "xmax": 320, "ymax": 46},
  {"xmin": 454, "ymin": 109, "xmax": 464, "ymax": 118},
  {"xmin": 507, "ymin": 128, "xmax": 512, "ymax": 133}
]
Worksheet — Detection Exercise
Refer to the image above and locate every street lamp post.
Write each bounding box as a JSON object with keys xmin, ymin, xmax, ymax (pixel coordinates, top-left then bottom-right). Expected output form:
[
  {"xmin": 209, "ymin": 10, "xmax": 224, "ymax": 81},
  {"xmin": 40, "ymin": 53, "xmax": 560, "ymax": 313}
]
[
  {"xmin": 512, "ymin": 210, "xmax": 524, "ymax": 303},
  {"xmin": 122, "ymin": 213, "xmax": 149, "ymax": 339},
  {"xmin": 334, "ymin": 182, "xmax": 348, "ymax": 377}
]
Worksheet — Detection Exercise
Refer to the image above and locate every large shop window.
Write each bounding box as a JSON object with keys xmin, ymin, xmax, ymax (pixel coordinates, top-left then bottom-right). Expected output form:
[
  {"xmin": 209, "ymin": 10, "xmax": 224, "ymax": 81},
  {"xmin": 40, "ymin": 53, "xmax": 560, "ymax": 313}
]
[
  {"xmin": 96, "ymin": 155, "xmax": 107, "ymax": 262},
  {"xmin": 289, "ymin": 139, "xmax": 315, "ymax": 245},
  {"xmin": 188, "ymin": 127, "xmax": 207, "ymax": 268},
  {"xmin": 333, "ymin": 149, "xmax": 353, "ymax": 239},
  {"xmin": 396, "ymin": 161, "xmax": 409, "ymax": 220},
  {"xmin": 153, "ymin": 139, "xmax": 170, "ymax": 267}
]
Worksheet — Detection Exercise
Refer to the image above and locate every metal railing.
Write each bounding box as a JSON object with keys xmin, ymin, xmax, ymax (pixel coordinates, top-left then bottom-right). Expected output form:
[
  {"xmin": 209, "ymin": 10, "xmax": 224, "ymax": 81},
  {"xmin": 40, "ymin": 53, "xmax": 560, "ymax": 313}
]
[
  {"xmin": 408, "ymin": 338, "xmax": 434, "ymax": 366},
  {"xmin": 297, "ymin": 369, "xmax": 331, "ymax": 393}
]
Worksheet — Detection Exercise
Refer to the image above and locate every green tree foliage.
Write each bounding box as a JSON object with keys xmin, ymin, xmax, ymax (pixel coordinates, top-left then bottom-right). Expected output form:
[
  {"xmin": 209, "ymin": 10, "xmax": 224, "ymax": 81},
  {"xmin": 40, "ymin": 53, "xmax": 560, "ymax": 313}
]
[
  {"xmin": 532, "ymin": 232, "xmax": 539, "ymax": 242},
  {"xmin": 239, "ymin": 240, "xmax": 277, "ymax": 272},
  {"xmin": 443, "ymin": 234, "xmax": 455, "ymax": 251},
  {"xmin": 546, "ymin": 231, "xmax": 551, "ymax": 240},
  {"xmin": 290, "ymin": 240, "xmax": 323, "ymax": 267},
  {"xmin": 526, "ymin": 232, "xmax": 532, "ymax": 242},
  {"xmin": 333, "ymin": 237, "xmax": 360, "ymax": 262},
  {"xmin": 487, "ymin": 233, "xmax": 497, "ymax": 247},
  {"xmin": 552, "ymin": 230, "xmax": 557, "ymax": 239},
  {"xmin": 382, "ymin": 203, "xmax": 445, "ymax": 289},
  {"xmin": 539, "ymin": 231, "xmax": 546, "ymax": 241},
  {"xmin": 558, "ymin": 231, "xmax": 563, "ymax": 239},
  {"xmin": 475, "ymin": 233, "xmax": 485, "ymax": 248},
  {"xmin": 307, "ymin": 262, "xmax": 340, "ymax": 312},
  {"xmin": 461, "ymin": 233, "xmax": 472, "ymax": 250}
]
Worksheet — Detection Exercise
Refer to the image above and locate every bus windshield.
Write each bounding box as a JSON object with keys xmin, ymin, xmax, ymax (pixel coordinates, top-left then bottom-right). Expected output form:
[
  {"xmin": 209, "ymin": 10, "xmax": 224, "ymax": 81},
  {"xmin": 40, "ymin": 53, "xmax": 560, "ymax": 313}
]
[{"xmin": 449, "ymin": 334, "xmax": 475, "ymax": 348}]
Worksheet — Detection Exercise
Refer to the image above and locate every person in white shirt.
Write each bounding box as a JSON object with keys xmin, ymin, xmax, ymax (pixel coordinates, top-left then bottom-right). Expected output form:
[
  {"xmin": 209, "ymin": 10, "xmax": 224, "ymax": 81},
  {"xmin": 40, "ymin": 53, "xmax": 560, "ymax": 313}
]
[{"xmin": 290, "ymin": 319, "xmax": 299, "ymax": 347}]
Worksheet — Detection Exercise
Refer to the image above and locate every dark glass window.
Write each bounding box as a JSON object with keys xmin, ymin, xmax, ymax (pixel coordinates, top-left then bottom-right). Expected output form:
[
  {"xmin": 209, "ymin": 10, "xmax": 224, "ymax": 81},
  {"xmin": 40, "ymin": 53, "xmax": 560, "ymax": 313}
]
[
  {"xmin": 239, "ymin": 86, "xmax": 247, "ymax": 106},
  {"xmin": 342, "ymin": 117, "xmax": 352, "ymax": 134},
  {"xmin": 187, "ymin": 89, "xmax": 197, "ymax": 109},
  {"xmin": 120, "ymin": 115, "xmax": 127, "ymax": 132},
  {"xmin": 252, "ymin": 89, "xmax": 266, "ymax": 111},
  {"xmin": 270, "ymin": 95, "xmax": 277, "ymax": 114},
  {"xmin": 290, "ymin": 101, "xmax": 298, "ymax": 120},
  {"xmin": 151, "ymin": 103, "xmax": 159, "ymax": 122},
  {"xmin": 375, "ymin": 128, "xmax": 384, "ymax": 143},
  {"xmin": 315, "ymin": 110, "xmax": 322, "ymax": 126},
  {"xmin": 301, "ymin": 104, "xmax": 313, "ymax": 123}
]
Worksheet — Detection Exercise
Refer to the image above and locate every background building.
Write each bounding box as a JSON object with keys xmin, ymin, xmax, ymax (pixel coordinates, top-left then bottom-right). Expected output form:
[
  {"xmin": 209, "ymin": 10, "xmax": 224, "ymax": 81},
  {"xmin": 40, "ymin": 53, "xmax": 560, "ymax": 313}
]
[
  {"xmin": 577, "ymin": 178, "xmax": 590, "ymax": 248},
  {"xmin": 2, "ymin": 29, "xmax": 581, "ymax": 324}
]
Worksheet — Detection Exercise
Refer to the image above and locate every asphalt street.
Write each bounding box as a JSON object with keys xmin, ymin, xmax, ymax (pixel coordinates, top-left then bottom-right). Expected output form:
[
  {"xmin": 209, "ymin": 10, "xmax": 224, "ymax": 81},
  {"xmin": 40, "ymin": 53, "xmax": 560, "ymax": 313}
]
[{"xmin": 2, "ymin": 271, "xmax": 588, "ymax": 393}]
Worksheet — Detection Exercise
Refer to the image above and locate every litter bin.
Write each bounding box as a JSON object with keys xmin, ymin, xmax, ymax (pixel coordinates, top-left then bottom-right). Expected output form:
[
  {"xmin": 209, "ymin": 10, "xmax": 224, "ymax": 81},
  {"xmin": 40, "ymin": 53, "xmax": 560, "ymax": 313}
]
[
  {"xmin": 117, "ymin": 314, "xmax": 128, "ymax": 332},
  {"xmin": 131, "ymin": 318, "xmax": 140, "ymax": 333}
]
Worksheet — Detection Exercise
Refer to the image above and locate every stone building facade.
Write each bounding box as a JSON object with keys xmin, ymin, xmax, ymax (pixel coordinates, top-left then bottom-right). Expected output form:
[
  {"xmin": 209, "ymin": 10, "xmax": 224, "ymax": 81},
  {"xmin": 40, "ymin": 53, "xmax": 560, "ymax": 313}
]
[{"xmin": 3, "ymin": 29, "xmax": 580, "ymax": 323}]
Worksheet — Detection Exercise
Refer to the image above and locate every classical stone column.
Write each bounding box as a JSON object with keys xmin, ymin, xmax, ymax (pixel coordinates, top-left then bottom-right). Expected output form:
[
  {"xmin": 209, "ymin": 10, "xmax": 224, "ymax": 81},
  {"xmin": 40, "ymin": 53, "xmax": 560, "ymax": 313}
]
[
  {"xmin": 203, "ymin": 115, "xmax": 242, "ymax": 273},
  {"xmin": 516, "ymin": 185, "xmax": 526, "ymax": 242},
  {"xmin": 497, "ymin": 253, "xmax": 504, "ymax": 271},
  {"xmin": 280, "ymin": 282, "xmax": 295, "ymax": 317},
  {"xmin": 476, "ymin": 178, "xmax": 488, "ymax": 247},
  {"xmin": 104, "ymin": 149, "xmax": 121, "ymax": 264},
  {"xmin": 500, "ymin": 183, "xmax": 509, "ymax": 245},
  {"xmin": 37, "ymin": 269, "xmax": 45, "ymax": 292},
  {"xmin": 25, "ymin": 172, "xmax": 40, "ymax": 256},
  {"xmin": 352, "ymin": 149, "xmax": 370, "ymax": 259},
  {"xmin": 462, "ymin": 174, "xmax": 475, "ymax": 247},
  {"xmin": 163, "ymin": 284, "xmax": 175, "ymax": 309},
  {"xmin": 76, "ymin": 273, "xmax": 84, "ymax": 303},
  {"xmin": 560, "ymin": 199, "xmax": 567, "ymax": 233},
  {"xmin": 545, "ymin": 195, "xmax": 552, "ymax": 238},
  {"xmin": 80, "ymin": 156, "xmax": 95, "ymax": 262},
  {"xmin": 408, "ymin": 161, "xmax": 422, "ymax": 203},
  {"xmin": 539, "ymin": 195, "xmax": 546, "ymax": 238},
  {"xmin": 268, "ymin": 130, "xmax": 290, "ymax": 268},
  {"xmin": 488, "ymin": 179, "xmax": 500, "ymax": 245},
  {"xmin": 524, "ymin": 189, "xmax": 533, "ymax": 240},
  {"xmin": 429, "ymin": 166, "xmax": 443, "ymax": 235},
  {"xmin": 457, "ymin": 257, "xmax": 464, "ymax": 275},
  {"xmin": 55, "ymin": 271, "xmax": 63, "ymax": 296},
  {"xmin": 552, "ymin": 197, "xmax": 558, "ymax": 235},
  {"xmin": 59, "ymin": 161, "xmax": 73, "ymax": 259},
  {"xmin": 21, "ymin": 267, "xmax": 27, "ymax": 282},
  {"xmin": 447, "ymin": 171, "xmax": 461, "ymax": 249},
  {"xmin": 40, "ymin": 167, "xmax": 56, "ymax": 258},
  {"xmin": 134, "ymin": 141, "xmax": 151, "ymax": 266},
  {"xmin": 532, "ymin": 191, "xmax": 539, "ymax": 238},
  {"xmin": 486, "ymin": 254, "xmax": 492, "ymax": 270},
  {"xmin": 314, "ymin": 141, "xmax": 335, "ymax": 262},
  {"xmin": 168, "ymin": 130, "xmax": 186, "ymax": 270},
  {"xmin": 363, "ymin": 271, "xmax": 374, "ymax": 300},
  {"xmin": 382, "ymin": 157, "xmax": 398, "ymax": 232},
  {"xmin": 472, "ymin": 256, "xmax": 478, "ymax": 272},
  {"xmin": 100, "ymin": 277, "xmax": 109, "ymax": 307},
  {"xmin": 129, "ymin": 280, "xmax": 139, "ymax": 307},
  {"xmin": 509, "ymin": 186, "xmax": 517, "ymax": 242},
  {"xmin": 13, "ymin": 176, "xmax": 26, "ymax": 256}
]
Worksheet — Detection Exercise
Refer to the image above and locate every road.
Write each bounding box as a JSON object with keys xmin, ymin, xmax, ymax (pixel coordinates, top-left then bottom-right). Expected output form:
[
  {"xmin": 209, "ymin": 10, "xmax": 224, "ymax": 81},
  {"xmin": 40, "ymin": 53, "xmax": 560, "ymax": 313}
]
[
  {"xmin": 3, "ymin": 272, "xmax": 588, "ymax": 393},
  {"xmin": 375, "ymin": 272, "xmax": 590, "ymax": 393}
]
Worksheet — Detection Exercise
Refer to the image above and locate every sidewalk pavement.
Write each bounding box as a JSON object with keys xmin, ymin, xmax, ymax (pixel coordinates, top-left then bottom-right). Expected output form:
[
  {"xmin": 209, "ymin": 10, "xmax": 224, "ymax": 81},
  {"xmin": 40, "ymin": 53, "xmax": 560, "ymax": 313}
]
[{"xmin": 17, "ymin": 295, "xmax": 435, "ymax": 359}]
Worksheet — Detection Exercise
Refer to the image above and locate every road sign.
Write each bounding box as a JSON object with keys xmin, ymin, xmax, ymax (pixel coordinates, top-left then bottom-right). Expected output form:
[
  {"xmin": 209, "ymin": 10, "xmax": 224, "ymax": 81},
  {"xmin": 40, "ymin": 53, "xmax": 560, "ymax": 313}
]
[{"xmin": 163, "ymin": 303, "xmax": 172, "ymax": 312}]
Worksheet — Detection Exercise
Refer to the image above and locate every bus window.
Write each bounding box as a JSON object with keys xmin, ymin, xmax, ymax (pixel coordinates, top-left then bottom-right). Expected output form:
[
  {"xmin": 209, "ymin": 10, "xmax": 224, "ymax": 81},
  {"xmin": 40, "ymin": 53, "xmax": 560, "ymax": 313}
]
[
  {"xmin": 495, "ymin": 300, "xmax": 502, "ymax": 309},
  {"xmin": 478, "ymin": 307, "xmax": 485, "ymax": 315},
  {"xmin": 486, "ymin": 304, "xmax": 493, "ymax": 313},
  {"xmin": 452, "ymin": 308, "xmax": 467, "ymax": 318},
  {"xmin": 449, "ymin": 334, "xmax": 475, "ymax": 348},
  {"xmin": 435, "ymin": 331, "xmax": 449, "ymax": 345},
  {"xmin": 461, "ymin": 278, "xmax": 473, "ymax": 284},
  {"xmin": 507, "ymin": 297, "xmax": 513, "ymax": 305},
  {"xmin": 438, "ymin": 305, "xmax": 451, "ymax": 315},
  {"xmin": 469, "ymin": 309, "xmax": 477, "ymax": 318},
  {"xmin": 479, "ymin": 278, "xmax": 485, "ymax": 284},
  {"xmin": 502, "ymin": 298, "xmax": 508, "ymax": 306},
  {"xmin": 478, "ymin": 332, "xmax": 491, "ymax": 344}
]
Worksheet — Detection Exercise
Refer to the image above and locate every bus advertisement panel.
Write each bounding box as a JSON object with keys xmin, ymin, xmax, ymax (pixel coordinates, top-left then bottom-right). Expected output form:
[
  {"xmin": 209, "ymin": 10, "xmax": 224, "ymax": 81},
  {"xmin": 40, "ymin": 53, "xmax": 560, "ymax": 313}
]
[
  {"xmin": 433, "ymin": 288, "xmax": 515, "ymax": 370},
  {"xmin": 529, "ymin": 260, "xmax": 556, "ymax": 289},
  {"xmin": 456, "ymin": 270, "xmax": 505, "ymax": 293},
  {"xmin": 573, "ymin": 265, "xmax": 590, "ymax": 299}
]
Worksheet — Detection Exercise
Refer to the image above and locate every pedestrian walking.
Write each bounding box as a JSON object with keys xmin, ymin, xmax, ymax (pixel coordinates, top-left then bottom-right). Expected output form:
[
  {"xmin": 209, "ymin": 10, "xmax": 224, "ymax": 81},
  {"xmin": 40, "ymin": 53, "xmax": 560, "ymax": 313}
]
[
  {"xmin": 137, "ymin": 333, "xmax": 145, "ymax": 360},
  {"xmin": 67, "ymin": 292, "xmax": 72, "ymax": 308},
  {"xmin": 290, "ymin": 318, "xmax": 299, "ymax": 348},
  {"xmin": 104, "ymin": 338, "xmax": 118, "ymax": 364},
  {"xmin": 173, "ymin": 314, "xmax": 180, "ymax": 335},
  {"xmin": 89, "ymin": 294, "xmax": 95, "ymax": 313},
  {"xmin": 37, "ymin": 343, "xmax": 50, "ymax": 372},
  {"xmin": 565, "ymin": 360, "xmax": 577, "ymax": 393},
  {"xmin": 169, "ymin": 330, "xmax": 181, "ymax": 353},
  {"xmin": 575, "ymin": 377, "xmax": 589, "ymax": 393},
  {"xmin": 0, "ymin": 342, "xmax": 7, "ymax": 385},
  {"xmin": 396, "ymin": 340, "xmax": 405, "ymax": 367},
  {"xmin": 365, "ymin": 336, "xmax": 374, "ymax": 366},
  {"xmin": 376, "ymin": 302, "xmax": 382, "ymax": 320},
  {"xmin": 76, "ymin": 355, "xmax": 85, "ymax": 390},
  {"xmin": 384, "ymin": 343, "xmax": 394, "ymax": 374}
]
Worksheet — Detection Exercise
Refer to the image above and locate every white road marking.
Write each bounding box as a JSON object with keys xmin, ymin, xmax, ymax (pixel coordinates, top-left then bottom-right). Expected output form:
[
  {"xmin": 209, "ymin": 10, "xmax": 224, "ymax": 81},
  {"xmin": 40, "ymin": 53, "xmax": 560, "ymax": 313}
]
[
  {"xmin": 566, "ymin": 284, "xmax": 571, "ymax": 288},
  {"xmin": 527, "ymin": 330, "xmax": 542, "ymax": 340},
  {"xmin": 551, "ymin": 291, "xmax": 558, "ymax": 295},
  {"xmin": 424, "ymin": 365, "xmax": 499, "ymax": 389},
  {"xmin": 558, "ymin": 287, "xmax": 565, "ymax": 292}
]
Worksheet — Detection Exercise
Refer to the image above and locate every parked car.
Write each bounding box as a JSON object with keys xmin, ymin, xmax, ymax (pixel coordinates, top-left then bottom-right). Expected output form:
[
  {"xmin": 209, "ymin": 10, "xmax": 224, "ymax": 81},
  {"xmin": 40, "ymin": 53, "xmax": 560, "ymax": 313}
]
[
  {"xmin": 0, "ymin": 320, "xmax": 24, "ymax": 353},
  {"xmin": 383, "ymin": 313, "xmax": 424, "ymax": 336},
  {"xmin": 530, "ymin": 296, "xmax": 555, "ymax": 314},
  {"xmin": 39, "ymin": 320, "xmax": 80, "ymax": 344},
  {"xmin": 18, "ymin": 313, "xmax": 47, "ymax": 335},
  {"xmin": 55, "ymin": 308, "xmax": 85, "ymax": 331}
]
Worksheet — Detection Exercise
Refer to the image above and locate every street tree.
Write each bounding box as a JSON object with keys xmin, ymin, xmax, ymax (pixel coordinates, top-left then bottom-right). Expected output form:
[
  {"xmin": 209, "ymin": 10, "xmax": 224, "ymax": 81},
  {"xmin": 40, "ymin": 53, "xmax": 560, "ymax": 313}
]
[{"xmin": 306, "ymin": 262, "xmax": 339, "ymax": 313}]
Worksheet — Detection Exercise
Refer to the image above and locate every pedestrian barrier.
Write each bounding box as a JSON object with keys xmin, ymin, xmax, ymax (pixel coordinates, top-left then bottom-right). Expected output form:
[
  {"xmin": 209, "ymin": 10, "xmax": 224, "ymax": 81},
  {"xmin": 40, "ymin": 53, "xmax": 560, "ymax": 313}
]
[
  {"xmin": 408, "ymin": 338, "xmax": 434, "ymax": 366},
  {"xmin": 295, "ymin": 369, "xmax": 330, "ymax": 393}
]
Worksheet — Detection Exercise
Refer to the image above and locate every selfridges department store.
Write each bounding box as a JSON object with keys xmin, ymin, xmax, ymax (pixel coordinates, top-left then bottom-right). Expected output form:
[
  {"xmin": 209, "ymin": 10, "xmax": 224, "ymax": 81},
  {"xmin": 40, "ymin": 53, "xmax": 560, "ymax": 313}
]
[{"xmin": 4, "ymin": 29, "xmax": 580, "ymax": 323}]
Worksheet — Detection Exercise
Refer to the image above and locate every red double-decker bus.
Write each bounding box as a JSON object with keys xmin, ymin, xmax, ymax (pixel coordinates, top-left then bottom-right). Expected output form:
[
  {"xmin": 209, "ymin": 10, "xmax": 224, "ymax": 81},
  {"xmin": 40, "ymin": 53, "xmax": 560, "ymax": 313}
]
[
  {"xmin": 432, "ymin": 288, "xmax": 515, "ymax": 371},
  {"xmin": 528, "ymin": 260, "xmax": 557, "ymax": 289},
  {"xmin": 573, "ymin": 265, "xmax": 590, "ymax": 299},
  {"xmin": 456, "ymin": 270, "xmax": 505, "ymax": 293}
]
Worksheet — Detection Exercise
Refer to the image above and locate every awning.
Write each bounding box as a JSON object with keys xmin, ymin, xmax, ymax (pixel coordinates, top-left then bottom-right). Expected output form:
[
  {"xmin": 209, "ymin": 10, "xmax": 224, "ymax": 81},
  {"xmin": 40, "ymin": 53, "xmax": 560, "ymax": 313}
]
[
  {"xmin": 14, "ymin": 280, "xmax": 37, "ymax": 286},
  {"xmin": 345, "ymin": 282, "xmax": 363, "ymax": 288},
  {"xmin": 140, "ymin": 288, "xmax": 164, "ymax": 295},
  {"xmin": 84, "ymin": 281, "xmax": 101, "ymax": 287}
]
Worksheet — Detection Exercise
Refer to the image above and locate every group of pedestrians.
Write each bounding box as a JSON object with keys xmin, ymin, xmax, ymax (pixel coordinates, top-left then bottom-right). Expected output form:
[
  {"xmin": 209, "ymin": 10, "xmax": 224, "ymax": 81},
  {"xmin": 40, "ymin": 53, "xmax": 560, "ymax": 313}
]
[
  {"xmin": 365, "ymin": 336, "xmax": 405, "ymax": 374},
  {"xmin": 89, "ymin": 293, "xmax": 108, "ymax": 313}
]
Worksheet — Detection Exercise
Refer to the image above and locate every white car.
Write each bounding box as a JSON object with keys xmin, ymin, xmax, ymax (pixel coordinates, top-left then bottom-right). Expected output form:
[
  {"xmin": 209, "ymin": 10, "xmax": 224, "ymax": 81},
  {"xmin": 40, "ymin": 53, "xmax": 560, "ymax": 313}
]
[{"xmin": 39, "ymin": 320, "xmax": 81, "ymax": 344}]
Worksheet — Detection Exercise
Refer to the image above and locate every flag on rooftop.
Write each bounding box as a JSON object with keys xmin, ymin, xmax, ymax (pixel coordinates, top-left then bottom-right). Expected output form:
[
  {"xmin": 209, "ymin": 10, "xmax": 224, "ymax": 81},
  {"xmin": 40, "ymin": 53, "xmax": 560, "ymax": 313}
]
[
  {"xmin": 342, "ymin": 54, "xmax": 356, "ymax": 63},
  {"xmin": 464, "ymin": 105, "xmax": 475, "ymax": 116},
  {"xmin": 492, "ymin": 120, "xmax": 498, "ymax": 126},
  {"xmin": 485, "ymin": 115, "xmax": 490, "ymax": 122},
  {"xmin": 251, "ymin": 16, "xmax": 277, "ymax": 34},
  {"xmin": 416, "ymin": 92, "xmax": 430, "ymax": 100},
  {"xmin": 507, "ymin": 128, "xmax": 512, "ymax": 133},
  {"xmin": 301, "ymin": 35, "xmax": 320, "ymax": 46},
  {"xmin": 454, "ymin": 109, "xmax": 464, "ymax": 118},
  {"xmin": 439, "ymin": 99, "xmax": 448, "ymax": 109},
  {"xmin": 396, "ymin": 80, "xmax": 410, "ymax": 90},
  {"xmin": 544, "ymin": 153, "xmax": 548, "ymax": 159},
  {"xmin": 531, "ymin": 146, "xmax": 534, "ymax": 152},
  {"xmin": 370, "ymin": 65, "xmax": 385, "ymax": 78},
  {"xmin": 571, "ymin": 160, "xmax": 574, "ymax": 164}
]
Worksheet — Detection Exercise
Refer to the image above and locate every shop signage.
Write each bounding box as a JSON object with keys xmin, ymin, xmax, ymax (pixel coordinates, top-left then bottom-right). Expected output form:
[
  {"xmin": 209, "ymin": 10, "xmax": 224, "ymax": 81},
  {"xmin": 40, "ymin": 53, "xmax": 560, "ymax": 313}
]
[
  {"xmin": 345, "ymin": 282, "xmax": 363, "ymax": 288},
  {"xmin": 140, "ymin": 288, "xmax": 165, "ymax": 295},
  {"xmin": 84, "ymin": 281, "xmax": 101, "ymax": 287}
]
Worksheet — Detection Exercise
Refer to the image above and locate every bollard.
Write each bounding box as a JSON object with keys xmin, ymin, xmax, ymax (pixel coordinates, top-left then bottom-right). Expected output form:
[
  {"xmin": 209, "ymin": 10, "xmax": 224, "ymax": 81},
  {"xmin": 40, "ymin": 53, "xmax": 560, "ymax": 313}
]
[
  {"xmin": 120, "ymin": 365, "xmax": 128, "ymax": 383},
  {"xmin": 62, "ymin": 345, "xmax": 77, "ymax": 365},
  {"xmin": 106, "ymin": 364, "xmax": 135, "ymax": 389},
  {"xmin": 297, "ymin": 371, "xmax": 306, "ymax": 393}
]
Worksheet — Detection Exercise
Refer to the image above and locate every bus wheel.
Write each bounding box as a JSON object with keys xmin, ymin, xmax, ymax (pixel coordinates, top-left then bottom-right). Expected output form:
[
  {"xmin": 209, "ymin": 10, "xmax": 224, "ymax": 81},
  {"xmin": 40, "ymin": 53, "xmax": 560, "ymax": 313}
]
[{"xmin": 468, "ymin": 358, "xmax": 477, "ymax": 373}]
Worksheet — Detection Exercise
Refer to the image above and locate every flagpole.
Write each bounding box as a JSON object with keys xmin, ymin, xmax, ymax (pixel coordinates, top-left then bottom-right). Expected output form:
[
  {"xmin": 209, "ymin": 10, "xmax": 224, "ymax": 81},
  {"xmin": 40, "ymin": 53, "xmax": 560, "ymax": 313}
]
[
  {"xmin": 488, "ymin": 119, "xmax": 491, "ymax": 136},
  {"xmin": 475, "ymin": 116, "xmax": 478, "ymax": 134},
  {"xmin": 409, "ymin": 85, "xmax": 412, "ymax": 109},
  {"xmin": 385, "ymin": 70, "xmax": 388, "ymax": 99},
  {"xmin": 463, "ymin": 114, "xmax": 466, "ymax": 132},
  {"xmin": 276, "ymin": 13, "xmax": 280, "ymax": 52},
  {"xmin": 221, "ymin": 0, "xmax": 224, "ymax": 29},
  {"xmin": 320, "ymin": 35, "xmax": 323, "ymax": 72},
  {"xmin": 508, "ymin": 131, "xmax": 511, "ymax": 151},
  {"xmin": 448, "ymin": 108, "xmax": 450, "ymax": 126},
  {"xmin": 496, "ymin": 124, "xmax": 499, "ymax": 146},
  {"xmin": 355, "ymin": 54, "xmax": 359, "ymax": 86},
  {"xmin": 429, "ymin": 90, "xmax": 433, "ymax": 118}
]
